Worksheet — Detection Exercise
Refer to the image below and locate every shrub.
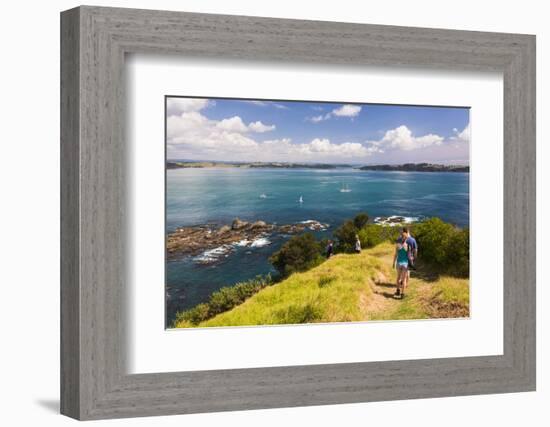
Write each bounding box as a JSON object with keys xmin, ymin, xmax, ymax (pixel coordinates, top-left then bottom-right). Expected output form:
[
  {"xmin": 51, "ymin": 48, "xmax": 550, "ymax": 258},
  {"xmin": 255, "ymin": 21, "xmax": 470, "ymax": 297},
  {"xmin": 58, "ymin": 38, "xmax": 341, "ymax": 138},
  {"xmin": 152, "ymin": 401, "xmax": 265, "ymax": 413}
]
[
  {"xmin": 358, "ymin": 225, "xmax": 384, "ymax": 248},
  {"xmin": 353, "ymin": 212, "xmax": 370, "ymax": 229},
  {"xmin": 333, "ymin": 220, "xmax": 358, "ymax": 252},
  {"xmin": 269, "ymin": 233, "xmax": 324, "ymax": 276},
  {"xmin": 413, "ymin": 218, "xmax": 469, "ymax": 277},
  {"xmin": 175, "ymin": 303, "xmax": 209, "ymax": 325},
  {"xmin": 357, "ymin": 224, "xmax": 401, "ymax": 248},
  {"xmin": 446, "ymin": 228, "xmax": 470, "ymax": 277},
  {"xmin": 173, "ymin": 274, "xmax": 273, "ymax": 326}
]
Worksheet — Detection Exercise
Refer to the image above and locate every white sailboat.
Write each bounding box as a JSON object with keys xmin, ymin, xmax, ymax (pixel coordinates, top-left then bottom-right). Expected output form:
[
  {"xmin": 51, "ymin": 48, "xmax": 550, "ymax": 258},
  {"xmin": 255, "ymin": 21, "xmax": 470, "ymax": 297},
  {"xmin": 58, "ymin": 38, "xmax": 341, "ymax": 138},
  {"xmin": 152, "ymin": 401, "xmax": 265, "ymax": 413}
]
[
  {"xmin": 340, "ymin": 183, "xmax": 351, "ymax": 193},
  {"xmin": 299, "ymin": 195, "xmax": 304, "ymax": 203}
]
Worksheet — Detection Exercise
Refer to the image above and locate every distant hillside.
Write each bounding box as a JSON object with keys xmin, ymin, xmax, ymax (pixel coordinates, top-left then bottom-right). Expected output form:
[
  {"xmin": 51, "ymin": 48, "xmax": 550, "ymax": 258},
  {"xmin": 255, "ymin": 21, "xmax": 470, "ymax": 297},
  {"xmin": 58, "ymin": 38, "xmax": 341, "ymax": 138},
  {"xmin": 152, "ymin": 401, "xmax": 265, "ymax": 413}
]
[
  {"xmin": 166, "ymin": 161, "xmax": 353, "ymax": 170},
  {"xmin": 173, "ymin": 242, "xmax": 469, "ymax": 328},
  {"xmin": 359, "ymin": 163, "xmax": 469, "ymax": 172}
]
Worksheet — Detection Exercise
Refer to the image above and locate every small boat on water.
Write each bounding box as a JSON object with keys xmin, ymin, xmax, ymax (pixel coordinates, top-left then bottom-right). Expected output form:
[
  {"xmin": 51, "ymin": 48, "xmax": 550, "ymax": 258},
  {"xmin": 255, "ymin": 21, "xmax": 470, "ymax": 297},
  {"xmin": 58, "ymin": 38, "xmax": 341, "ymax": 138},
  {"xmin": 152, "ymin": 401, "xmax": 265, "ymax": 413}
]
[
  {"xmin": 340, "ymin": 183, "xmax": 351, "ymax": 193},
  {"xmin": 259, "ymin": 193, "xmax": 267, "ymax": 199},
  {"xmin": 299, "ymin": 195, "xmax": 304, "ymax": 203}
]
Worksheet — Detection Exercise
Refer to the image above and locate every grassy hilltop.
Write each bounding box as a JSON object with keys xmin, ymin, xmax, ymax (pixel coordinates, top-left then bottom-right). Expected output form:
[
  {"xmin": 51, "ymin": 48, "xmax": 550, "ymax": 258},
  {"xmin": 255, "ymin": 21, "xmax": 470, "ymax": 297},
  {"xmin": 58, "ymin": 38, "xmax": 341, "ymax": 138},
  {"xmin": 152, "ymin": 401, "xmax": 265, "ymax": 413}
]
[{"xmin": 173, "ymin": 241, "xmax": 469, "ymax": 328}]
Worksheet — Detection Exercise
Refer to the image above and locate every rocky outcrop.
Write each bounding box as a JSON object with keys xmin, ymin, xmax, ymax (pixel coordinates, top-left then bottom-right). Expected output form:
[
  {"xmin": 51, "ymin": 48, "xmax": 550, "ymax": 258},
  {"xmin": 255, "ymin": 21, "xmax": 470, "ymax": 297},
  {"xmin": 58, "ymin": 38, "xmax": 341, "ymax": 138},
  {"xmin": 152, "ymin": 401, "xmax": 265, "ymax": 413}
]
[{"xmin": 167, "ymin": 219, "xmax": 328, "ymax": 259}]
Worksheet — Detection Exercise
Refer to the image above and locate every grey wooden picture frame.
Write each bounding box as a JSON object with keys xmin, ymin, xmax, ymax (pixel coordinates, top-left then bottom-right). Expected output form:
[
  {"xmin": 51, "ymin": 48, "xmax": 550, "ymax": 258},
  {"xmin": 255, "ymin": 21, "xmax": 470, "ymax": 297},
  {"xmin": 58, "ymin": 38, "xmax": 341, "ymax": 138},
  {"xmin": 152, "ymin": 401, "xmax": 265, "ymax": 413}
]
[{"xmin": 60, "ymin": 5, "xmax": 536, "ymax": 421}]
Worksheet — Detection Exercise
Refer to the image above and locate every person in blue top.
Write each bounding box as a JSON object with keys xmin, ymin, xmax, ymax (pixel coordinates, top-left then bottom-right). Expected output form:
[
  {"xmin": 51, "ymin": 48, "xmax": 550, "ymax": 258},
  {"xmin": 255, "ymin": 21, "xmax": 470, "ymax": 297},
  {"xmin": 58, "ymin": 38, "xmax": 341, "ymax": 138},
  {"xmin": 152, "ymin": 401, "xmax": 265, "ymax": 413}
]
[
  {"xmin": 398, "ymin": 227, "xmax": 418, "ymax": 270},
  {"xmin": 393, "ymin": 229, "xmax": 410, "ymax": 299}
]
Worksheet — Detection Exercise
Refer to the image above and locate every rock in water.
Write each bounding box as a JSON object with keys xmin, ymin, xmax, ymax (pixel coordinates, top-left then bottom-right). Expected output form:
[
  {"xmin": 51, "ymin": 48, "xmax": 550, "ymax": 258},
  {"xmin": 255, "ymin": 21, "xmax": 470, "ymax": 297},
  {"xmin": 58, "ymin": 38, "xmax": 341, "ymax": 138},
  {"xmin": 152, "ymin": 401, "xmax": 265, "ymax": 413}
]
[
  {"xmin": 217, "ymin": 225, "xmax": 231, "ymax": 234},
  {"xmin": 251, "ymin": 220, "xmax": 267, "ymax": 229},
  {"xmin": 231, "ymin": 218, "xmax": 249, "ymax": 230}
]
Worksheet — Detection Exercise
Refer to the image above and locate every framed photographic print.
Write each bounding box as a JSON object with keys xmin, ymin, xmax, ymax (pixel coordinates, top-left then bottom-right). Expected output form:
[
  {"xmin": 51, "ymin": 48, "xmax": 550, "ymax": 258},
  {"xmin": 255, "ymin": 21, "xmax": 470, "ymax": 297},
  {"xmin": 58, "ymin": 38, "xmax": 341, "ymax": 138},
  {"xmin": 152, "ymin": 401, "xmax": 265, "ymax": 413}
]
[{"xmin": 61, "ymin": 6, "xmax": 536, "ymax": 420}]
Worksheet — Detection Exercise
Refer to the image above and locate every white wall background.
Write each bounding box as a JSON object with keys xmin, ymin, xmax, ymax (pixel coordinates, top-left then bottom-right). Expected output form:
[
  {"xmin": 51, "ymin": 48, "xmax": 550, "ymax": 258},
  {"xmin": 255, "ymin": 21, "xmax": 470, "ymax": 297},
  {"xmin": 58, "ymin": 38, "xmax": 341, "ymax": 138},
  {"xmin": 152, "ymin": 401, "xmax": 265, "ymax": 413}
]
[{"xmin": 0, "ymin": 0, "xmax": 546, "ymax": 425}]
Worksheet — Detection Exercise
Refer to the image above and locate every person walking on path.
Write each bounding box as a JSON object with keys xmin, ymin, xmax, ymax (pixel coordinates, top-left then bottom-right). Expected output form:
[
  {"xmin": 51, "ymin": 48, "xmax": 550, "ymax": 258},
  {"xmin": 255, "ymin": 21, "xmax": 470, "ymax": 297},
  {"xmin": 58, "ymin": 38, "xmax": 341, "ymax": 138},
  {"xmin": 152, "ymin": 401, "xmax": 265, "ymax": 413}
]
[
  {"xmin": 354, "ymin": 235, "xmax": 361, "ymax": 253},
  {"xmin": 393, "ymin": 230, "xmax": 410, "ymax": 299},
  {"xmin": 397, "ymin": 227, "xmax": 418, "ymax": 272}
]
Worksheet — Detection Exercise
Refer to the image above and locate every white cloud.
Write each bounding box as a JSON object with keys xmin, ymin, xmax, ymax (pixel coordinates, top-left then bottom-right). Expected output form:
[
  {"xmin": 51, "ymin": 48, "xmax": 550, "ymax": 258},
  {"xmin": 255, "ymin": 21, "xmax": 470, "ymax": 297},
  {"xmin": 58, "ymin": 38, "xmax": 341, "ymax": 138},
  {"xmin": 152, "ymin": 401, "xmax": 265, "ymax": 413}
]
[
  {"xmin": 370, "ymin": 125, "xmax": 443, "ymax": 151},
  {"xmin": 244, "ymin": 100, "xmax": 268, "ymax": 106},
  {"xmin": 309, "ymin": 114, "xmax": 329, "ymax": 123},
  {"xmin": 167, "ymin": 109, "xmax": 377, "ymax": 162},
  {"xmin": 168, "ymin": 112, "xmax": 459, "ymax": 164},
  {"xmin": 213, "ymin": 117, "xmax": 276, "ymax": 133},
  {"xmin": 243, "ymin": 100, "xmax": 288, "ymax": 109},
  {"xmin": 307, "ymin": 104, "xmax": 361, "ymax": 123},
  {"xmin": 216, "ymin": 116, "xmax": 249, "ymax": 133},
  {"xmin": 248, "ymin": 121, "xmax": 276, "ymax": 133},
  {"xmin": 451, "ymin": 123, "xmax": 470, "ymax": 143},
  {"xmin": 332, "ymin": 104, "xmax": 361, "ymax": 117},
  {"xmin": 166, "ymin": 98, "xmax": 210, "ymax": 116}
]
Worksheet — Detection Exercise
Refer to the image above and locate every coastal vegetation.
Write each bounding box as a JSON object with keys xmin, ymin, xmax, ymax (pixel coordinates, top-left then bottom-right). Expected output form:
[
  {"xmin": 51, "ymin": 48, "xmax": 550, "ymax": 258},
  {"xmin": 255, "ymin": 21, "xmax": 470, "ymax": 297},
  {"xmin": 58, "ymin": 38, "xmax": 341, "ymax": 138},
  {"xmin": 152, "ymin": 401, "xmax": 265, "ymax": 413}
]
[
  {"xmin": 173, "ymin": 274, "xmax": 274, "ymax": 326},
  {"xmin": 172, "ymin": 242, "xmax": 469, "ymax": 328},
  {"xmin": 269, "ymin": 233, "xmax": 325, "ymax": 277},
  {"xmin": 171, "ymin": 213, "xmax": 469, "ymax": 328}
]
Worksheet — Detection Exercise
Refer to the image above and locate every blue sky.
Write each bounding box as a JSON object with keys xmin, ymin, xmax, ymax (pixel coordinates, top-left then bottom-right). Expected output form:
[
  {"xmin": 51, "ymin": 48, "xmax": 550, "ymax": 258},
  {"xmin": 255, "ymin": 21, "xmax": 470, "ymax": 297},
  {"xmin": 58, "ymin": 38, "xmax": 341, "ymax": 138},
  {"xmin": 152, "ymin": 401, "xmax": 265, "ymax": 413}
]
[{"xmin": 166, "ymin": 97, "xmax": 470, "ymax": 165}]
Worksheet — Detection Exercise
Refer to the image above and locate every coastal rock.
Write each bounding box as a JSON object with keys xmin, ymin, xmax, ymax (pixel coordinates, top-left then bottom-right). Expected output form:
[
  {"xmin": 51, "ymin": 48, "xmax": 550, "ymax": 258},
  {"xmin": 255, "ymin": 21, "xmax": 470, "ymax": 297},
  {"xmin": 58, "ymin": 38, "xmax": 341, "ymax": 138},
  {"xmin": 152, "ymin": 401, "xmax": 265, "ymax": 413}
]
[
  {"xmin": 231, "ymin": 218, "xmax": 249, "ymax": 230},
  {"xmin": 167, "ymin": 219, "xmax": 330, "ymax": 261},
  {"xmin": 251, "ymin": 220, "xmax": 267, "ymax": 229},
  {"xmin": 389, "ymin": 216, "xmax": 405, "ymax": 223},
  {"xmin": 218, "ymin": 225, "xmax": 231, "ymax": 234}
]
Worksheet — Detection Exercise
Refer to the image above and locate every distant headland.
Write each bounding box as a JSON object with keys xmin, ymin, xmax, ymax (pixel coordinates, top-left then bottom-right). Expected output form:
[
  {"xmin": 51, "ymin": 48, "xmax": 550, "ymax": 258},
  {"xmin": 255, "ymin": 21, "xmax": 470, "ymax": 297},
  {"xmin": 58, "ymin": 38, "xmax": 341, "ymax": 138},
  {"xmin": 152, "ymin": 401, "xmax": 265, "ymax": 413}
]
[
  {"xmin": 167, "ymin": 160, "xmax": 469, "ymax": 172},
  {"xmin": 358, "ymin": 163, "xmax": 469, "ymax": 172},
  {"xmin": 166, "ymin": 161, "xmax": 349, "ymax": 170}
]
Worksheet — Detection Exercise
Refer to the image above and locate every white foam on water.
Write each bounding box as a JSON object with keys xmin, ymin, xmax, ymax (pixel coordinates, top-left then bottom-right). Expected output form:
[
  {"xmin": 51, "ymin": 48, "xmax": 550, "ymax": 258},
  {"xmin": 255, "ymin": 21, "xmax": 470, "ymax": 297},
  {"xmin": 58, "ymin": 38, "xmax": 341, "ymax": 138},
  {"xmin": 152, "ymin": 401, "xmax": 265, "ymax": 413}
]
[
  {"xmin": 194, "ymin": 245, "xmax": 232, "ymax": 263},
  {"xmin": 250, "ymin": 237, "xmax": 271, "ymax": 248},
  {"xmin": 373, "ymin": 215, "xmax": 420, "ymax": 226},
  {"xmin": 234, "ymin": 239, "xmax": 251, "ymax": 246}
]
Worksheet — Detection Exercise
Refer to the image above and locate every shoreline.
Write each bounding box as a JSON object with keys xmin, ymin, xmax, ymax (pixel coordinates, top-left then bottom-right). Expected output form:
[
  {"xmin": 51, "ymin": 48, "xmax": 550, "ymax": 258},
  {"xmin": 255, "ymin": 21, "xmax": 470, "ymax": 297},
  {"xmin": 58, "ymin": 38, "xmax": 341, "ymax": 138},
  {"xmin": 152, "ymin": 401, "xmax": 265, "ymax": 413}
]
[
  {"xmin": 167, "ymin": 218, "xmax": 329, "ymax": 261},
  {"xmin": 167, "ymin": 161, "xmax": 469, "ymax": 173}
]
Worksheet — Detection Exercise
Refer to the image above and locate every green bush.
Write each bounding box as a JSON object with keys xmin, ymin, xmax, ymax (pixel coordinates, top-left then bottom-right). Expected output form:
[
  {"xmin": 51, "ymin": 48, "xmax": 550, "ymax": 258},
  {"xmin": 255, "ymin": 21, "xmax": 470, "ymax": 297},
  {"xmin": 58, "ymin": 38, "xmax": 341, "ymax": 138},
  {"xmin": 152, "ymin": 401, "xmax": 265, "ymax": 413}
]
[
  {"xmin": 269, "ymin": 233, "xmax": 324, "ymax": 276},
  {"xmin": 173, "ymin": 274, "xmax": 273, "ymax": 326},
  {"xmin": 333, "ymin": 220, "xmax": 358, "ymax": 252},
  {"xmin": 446, "ymin": 227, "xmax": 470, "ymax": 277},
  {"xmin": 175, "ymin": 303, "xmax": 210, "ymax": 325},
  {"xmin": 356, "ymin": 224, "xmax": 401, "ymax": 249},
  {"xmin": 353, "ymin": 212, "xmax": 370, "ymax": 229},
  {"xmin": 413, "ymin": 218, "xmax": 469, "ymax": 277}
]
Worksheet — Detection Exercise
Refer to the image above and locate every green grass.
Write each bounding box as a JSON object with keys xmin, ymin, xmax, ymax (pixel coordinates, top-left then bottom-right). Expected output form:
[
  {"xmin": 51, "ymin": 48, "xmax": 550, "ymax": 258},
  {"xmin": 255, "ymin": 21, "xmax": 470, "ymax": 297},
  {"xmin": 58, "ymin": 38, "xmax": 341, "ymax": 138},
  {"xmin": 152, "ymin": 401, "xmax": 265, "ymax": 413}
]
[{"xmin": 173, "ymin": 242, "xmax": 469, "ymax": 328}]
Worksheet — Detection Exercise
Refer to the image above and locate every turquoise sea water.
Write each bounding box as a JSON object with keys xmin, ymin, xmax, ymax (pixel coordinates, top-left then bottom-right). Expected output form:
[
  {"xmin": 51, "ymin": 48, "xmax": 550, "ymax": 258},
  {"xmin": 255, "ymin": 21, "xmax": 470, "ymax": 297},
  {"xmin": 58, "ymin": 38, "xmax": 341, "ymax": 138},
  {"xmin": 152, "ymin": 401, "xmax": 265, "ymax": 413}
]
[{"xmin": 165, "ymin": 168, "xmax": 469, "ymax": 324}]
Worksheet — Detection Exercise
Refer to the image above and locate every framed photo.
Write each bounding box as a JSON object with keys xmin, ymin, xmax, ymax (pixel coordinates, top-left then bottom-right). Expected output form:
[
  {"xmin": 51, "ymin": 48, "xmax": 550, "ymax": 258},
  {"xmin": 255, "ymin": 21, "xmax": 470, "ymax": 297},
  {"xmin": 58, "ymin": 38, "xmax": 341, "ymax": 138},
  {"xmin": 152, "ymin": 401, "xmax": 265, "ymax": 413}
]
[{"xmin": 61, "ymin": 6, "xmax": 536, "ymax": 420}]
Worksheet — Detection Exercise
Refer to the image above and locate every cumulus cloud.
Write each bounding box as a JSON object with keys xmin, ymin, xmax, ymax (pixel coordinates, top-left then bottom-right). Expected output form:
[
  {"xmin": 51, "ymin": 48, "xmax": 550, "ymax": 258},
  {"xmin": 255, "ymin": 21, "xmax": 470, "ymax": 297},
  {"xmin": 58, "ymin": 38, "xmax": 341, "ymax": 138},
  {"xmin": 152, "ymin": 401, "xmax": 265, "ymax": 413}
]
[
  {"xmin": 166, "ymin": 98, "xmax": 210, "ymax": 116},
  {"xmin": 307, "ymin": 104, "xmax": 362, "ymax": 123},
  {"xmin": 370, "ymin": 125, "xmax": 443, "ymax": 151},
  {"xmin": 216, "ymin": 116, "xmax": 249, "ymax": 133},
  {"xmin": 451, "ymin": 123, "xmax": 470, "ymax": 143},
  {"xmin": 167, "ymin": 108, "xmax": 462, "ymax": 164},
  {"xmin": 332, "ymin": 104, "xmax": 361, "ymax": 117},
  {"xmin": 167, "ymin": 108, "xmax": 377, "ymax": 162},
  {"xmin": 248, "ymin": 121, "xmax": 276, "ymax": 133}
]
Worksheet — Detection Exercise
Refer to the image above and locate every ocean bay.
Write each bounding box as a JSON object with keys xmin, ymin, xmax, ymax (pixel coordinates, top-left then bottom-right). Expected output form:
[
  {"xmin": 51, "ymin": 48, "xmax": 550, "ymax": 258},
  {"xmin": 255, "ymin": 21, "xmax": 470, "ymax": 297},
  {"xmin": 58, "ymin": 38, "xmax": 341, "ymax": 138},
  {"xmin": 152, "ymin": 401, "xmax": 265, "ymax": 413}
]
[{"xmin": 166, "ymin": 167, "xmax": 469, "ymax": 324}]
